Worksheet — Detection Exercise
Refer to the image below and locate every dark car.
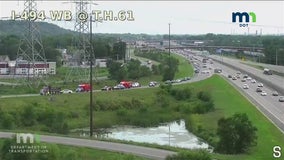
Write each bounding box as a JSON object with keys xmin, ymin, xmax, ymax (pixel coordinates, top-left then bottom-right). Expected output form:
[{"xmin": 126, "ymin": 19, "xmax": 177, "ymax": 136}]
[
  {"xmin": 228, "ymin": 75, "xmax": 232, "ymax": 78},
  {"xmin": 279, "ymin": 96, "xmax": 284, "ymax": 102},
  {"xmin": 113, "ymin": 84, "xmax": 125, "ymax": 90},
  {"xmin": 149, "ymin": 81, "xmax": 158, "ymax": 87},
  {"xmin": 101, "ymin": 86, "xmax": 112, "ymax": 91},
  {"xmin": 272, "ymin": 91, "xmax": 279, "ymax": 96},
  {"xmin": 256, "ymin": 87, "xmax": 262, "ymax": 92}
]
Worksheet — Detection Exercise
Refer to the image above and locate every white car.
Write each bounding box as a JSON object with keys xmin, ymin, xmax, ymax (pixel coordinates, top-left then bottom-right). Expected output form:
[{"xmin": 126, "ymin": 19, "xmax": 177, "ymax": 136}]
[
  {"xmin": 246, "ymin": 77, "xmax": 252, "ymax": 81},
  {"xmin": 243, "ymin": 84, "xmax": 249, "ymax": 89},
  {"xmin": 251, "ymin": 79, "xmax": 256, "ymax": 83},
  {"xmin": 132, "ymin": 82, "xmax": 141, "ymax": 87},
  {"xmin": 260, "ymin": 91, "xmax": 267, "ymax": 96},
  {"xmin": 60, "ymin": 89, "xmax": 73, "ymax": 94},
  {"xmin": 257, "ymin": 83, "xmax": 264, "ymax": 87}
]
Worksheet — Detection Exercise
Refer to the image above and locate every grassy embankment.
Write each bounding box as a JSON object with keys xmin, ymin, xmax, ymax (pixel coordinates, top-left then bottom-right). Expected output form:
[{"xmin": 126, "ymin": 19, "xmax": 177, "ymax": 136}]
[{"xmin": 183, "ymin": 75, "xmax": 284, "ymax": 160}]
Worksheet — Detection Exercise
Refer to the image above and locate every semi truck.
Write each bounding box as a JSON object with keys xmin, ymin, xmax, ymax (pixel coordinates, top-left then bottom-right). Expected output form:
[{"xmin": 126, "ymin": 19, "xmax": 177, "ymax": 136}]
[{"xmin": 263, "ymin": 68, "xmax": 273, "ymax": 75}]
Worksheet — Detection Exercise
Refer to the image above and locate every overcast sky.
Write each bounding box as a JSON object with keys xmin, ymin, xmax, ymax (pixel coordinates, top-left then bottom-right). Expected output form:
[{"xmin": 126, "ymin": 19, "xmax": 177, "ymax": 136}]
[{"xmin": 0, "ymin": 1, "xmax": 283, "ymax": 35}]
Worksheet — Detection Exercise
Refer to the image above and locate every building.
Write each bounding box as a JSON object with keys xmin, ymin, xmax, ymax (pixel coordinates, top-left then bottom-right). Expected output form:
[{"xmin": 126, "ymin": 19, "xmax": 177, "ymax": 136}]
[
  {"xmin": 14, "ymin": 61, "xmax": 56, "ymax": 75},
  {"xmin": 0, "ymin": 55, "xmax": 10, "ymax": 75},
  {"xmin": 0, "ymin": 62, "xmax": 9, "ymax": 74},
  {"xmin": 0, "ymin": 60, "xmax": 56, "ymax": 75}
]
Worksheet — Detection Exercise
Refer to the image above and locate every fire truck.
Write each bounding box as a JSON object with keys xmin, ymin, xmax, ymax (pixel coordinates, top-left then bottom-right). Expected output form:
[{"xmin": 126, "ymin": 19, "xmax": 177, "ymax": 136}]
[
  {"xmin": 119, "ymin": 81, "xmax": 132, "ymax": 88},
  {"xmin": 76, "ymin": 83, "xmax": 91, "ymax": 92}
]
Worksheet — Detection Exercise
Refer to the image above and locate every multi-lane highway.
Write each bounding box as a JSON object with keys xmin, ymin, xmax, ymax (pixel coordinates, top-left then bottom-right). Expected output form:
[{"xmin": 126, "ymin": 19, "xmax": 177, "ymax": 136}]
[
  {"xmin": 180, "ymin": 51, "xmax": 284, "ymax": 133},
  {"xmin": 213, "ymin": 60, "xmax": 284, "ymax": 132},
  {"xmin": 210, "ymin": 55, "xmax": 284, "ymax": 95}
]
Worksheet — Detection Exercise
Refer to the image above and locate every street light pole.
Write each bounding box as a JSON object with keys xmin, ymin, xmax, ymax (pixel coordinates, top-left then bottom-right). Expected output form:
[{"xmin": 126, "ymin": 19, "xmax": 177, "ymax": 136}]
[
  {"xmin": 168, "ymin": 23, "xmax": 171, "ymax": 57},
  {"xmin": 276, "ymin": 48, "xmax": 278, "ymax": 65},
  {"xmin": 89, "ymin": 14, "xmax": 94, "ymax": 137}
]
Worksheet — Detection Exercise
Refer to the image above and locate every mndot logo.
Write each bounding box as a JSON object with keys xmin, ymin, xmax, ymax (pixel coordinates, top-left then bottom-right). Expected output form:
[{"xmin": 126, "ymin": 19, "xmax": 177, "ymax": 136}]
[
  {"xmin": 232, "ymin": 12, "xmax": 256, "ymax": 27},
  {"xmin": 16, "ymin": 133, "xmax": 40, "ymax": 144}
]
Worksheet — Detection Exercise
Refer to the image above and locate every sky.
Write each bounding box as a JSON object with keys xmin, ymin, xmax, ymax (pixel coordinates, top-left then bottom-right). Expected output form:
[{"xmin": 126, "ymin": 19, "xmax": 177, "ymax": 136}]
[{"xmin": 0, "ymin": 1, "xmax": 284, "ymax": 35}]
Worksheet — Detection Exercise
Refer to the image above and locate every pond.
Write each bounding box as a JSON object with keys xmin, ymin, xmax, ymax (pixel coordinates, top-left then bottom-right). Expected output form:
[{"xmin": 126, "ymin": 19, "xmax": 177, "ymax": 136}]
[{"xmin": 74, "ymin": 120, "xmax": 210, "ymax": 150}]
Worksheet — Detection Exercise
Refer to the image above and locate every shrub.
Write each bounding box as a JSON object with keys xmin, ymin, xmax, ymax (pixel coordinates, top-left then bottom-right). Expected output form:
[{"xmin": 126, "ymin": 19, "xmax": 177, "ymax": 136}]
[
  {"xmin": 166, "ymin": 150, "xmax": 212, "ymax": 160},
  {"xmin": 116, "ymin": 108, "xmax": 128, "ymax": 117},
  {"xmin": 216, "ymin": 113, "xmax": 257, "ymax": 154},
  {"xmin": 197, "ymin": 91, "xmax": 212, "ymax": 102}
]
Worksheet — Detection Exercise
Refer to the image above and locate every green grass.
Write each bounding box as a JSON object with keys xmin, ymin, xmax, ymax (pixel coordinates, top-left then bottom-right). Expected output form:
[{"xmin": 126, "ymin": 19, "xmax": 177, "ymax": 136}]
[
  {"xmin": 181, "ymin": 75, "xmax": 284, "ymax": 160},
  {"xmin": 171, "ymin": 54, "xmax": 194, "ymax": 79}
]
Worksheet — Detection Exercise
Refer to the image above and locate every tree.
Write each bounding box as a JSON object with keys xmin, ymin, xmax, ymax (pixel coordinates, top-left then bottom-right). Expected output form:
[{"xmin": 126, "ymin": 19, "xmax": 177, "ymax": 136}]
[
  {"xmin": 216, "ymin": 113, "xmax": 257, "ymax": 154},
  {"xmin": 162, "ymin": 56, "xmax": 179, "ymax": 81},
  {"xmin": 107, "ymin": 60, "xmax": 127, "ymax": 82},
  {"xmin": 127, "ymin": 59, "xmax": 141, "ymax": 79},
  {"xmin": 112, "ymin": 41, "xmax": 126, "ymax": 61},
  {"xmin": 0, "ymin": 35, "xmax": 20, "ymax": 60}
]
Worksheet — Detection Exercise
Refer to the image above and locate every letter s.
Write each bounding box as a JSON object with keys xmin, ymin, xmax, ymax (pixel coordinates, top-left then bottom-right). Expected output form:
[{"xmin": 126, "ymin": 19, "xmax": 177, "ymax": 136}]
[{"xmin": 273, "ymin": 146, "xmax": 281, "ymax": 158}]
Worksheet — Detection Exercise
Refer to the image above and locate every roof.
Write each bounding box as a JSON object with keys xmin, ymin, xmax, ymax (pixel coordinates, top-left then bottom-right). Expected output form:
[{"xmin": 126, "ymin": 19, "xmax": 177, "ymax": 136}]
[{"xmin": 0, "ymin": 55, "xmax": 10, "ymax": 62}]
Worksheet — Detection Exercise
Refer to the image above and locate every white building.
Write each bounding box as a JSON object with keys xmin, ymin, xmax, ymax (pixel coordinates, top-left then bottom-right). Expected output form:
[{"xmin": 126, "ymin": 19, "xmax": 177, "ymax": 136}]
[{"xmin": 14, "ymin": 61, "xmax": 56, "ymax": 75}]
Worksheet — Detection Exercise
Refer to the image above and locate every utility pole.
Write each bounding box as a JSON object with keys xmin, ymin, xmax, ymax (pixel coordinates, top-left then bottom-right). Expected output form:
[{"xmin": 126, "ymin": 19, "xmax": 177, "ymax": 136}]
[
  {"xmin": 89, "ymin": 14, "xmax": 94, "ymax": 137},
  {"xmin": 276, "ymin": 48, "xmax": 278, "ymax": 65},
  {"xmin": 168, "ymin": 23, "xmax": 171, "ymax": 80},
  {"xmin": 168, "ymin": 23, "xmax": 171, "ymax": 57}
]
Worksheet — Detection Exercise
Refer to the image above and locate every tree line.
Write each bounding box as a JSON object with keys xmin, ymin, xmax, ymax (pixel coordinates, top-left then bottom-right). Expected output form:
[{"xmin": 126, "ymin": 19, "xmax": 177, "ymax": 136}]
[{"xmin": 0, "ymin": 34, "xmax": 126, "ymax": 67}]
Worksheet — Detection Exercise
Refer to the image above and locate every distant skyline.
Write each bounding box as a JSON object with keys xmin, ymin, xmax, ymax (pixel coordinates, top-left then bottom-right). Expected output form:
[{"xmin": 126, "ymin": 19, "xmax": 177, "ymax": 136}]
[{"xmin": 0, "ymin": 1, "xmax": 283, "ymax": 35}]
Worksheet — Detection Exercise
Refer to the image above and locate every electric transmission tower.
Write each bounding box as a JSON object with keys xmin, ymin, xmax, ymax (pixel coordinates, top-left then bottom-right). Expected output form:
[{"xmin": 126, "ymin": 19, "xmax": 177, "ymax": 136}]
[
  {"xmin": 15, "ymin": 0, "xmax": 47, "ymax": 87},
  {"xmin": 65, "ymin": 0, "xmax": 96, "ymax": 83}
]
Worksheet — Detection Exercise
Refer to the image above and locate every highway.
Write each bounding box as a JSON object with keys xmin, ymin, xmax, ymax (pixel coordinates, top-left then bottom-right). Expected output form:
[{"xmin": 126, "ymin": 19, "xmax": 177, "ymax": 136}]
[
  {"xmin": 213, "ymin": 61, "xmax": 284, "ymax": 133},
  {"xmin": 210, "ymin": 55, "xmax": 284, "ymax": 95},
  {"xmin": 181, "ymin": 51, "xmax": 284, "ymax": 133}
]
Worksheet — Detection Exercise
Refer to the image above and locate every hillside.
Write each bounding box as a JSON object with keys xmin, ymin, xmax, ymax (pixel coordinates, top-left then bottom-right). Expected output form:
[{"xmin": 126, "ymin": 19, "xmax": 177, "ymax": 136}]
[{"xmin": 0, "ymin": 20, "xmax": 75, "ymax": 37}]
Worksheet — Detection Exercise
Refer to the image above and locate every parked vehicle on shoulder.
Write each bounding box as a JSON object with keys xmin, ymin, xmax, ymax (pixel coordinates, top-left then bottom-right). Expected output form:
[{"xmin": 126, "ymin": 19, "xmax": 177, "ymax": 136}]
[
  {"xmin": 76, "ymin": 83, "xmax": 91, "ymax": 92},
  {"xmin": 149, "ymin": 81, "xmax": 158, "ymax": 87},
  {"xmin": 132, "ymin": 82, "xmax": 141, "ymax": 88},
  {"xmin": 113, "ymin": 84, "xmax": 125, "ymax": 90},
  {"xmin": 120, "ymin": 81, "xmax": 132, "ymax": 88},
  {"xmin": 101, "ymin": 86, "xmax": 112, "ymax": 91},
  {"xmin": 60, "ymin": 89, "xmax": 73, "ymax": 94}
]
